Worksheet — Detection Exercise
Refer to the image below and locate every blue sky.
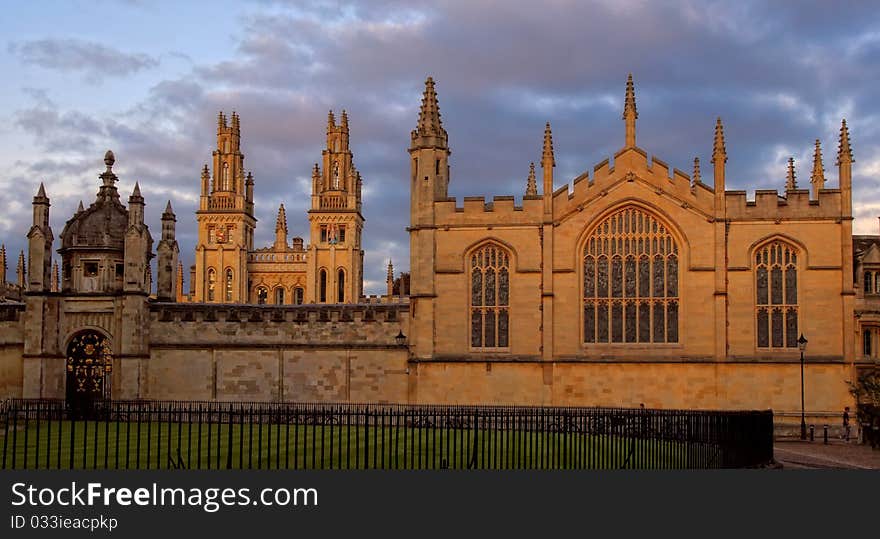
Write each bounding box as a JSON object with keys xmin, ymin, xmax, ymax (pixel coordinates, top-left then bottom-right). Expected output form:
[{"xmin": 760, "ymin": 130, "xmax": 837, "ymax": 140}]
[{"xmin": 2, "ymin": 0, "xmax": 880, "ymax": 293}]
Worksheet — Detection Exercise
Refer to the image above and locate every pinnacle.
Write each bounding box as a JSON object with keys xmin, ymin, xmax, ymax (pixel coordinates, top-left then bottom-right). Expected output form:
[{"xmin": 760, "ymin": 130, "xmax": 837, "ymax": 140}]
[
  {"xmin": 327, "ymin": 110, "xmax": 336, "ymax": 129},
  {"xmin": 132, "ymin": 182, "xmax": 142, "ymax": 197},
  {"xmin": 77, "ymin": 200, "xmax": 84, "ymax": 212},
  {"xmin": 786, "ymin": 157, "xmax": 797, "ymax": 191},
  {"xmin": 623, "ymin": 73, "xmax": 638, "ymax": 120},
  {"xmin": 416, "ymin": 76, "xmax": 443, "ymax": 137},
  {"xmin": 693, "ymin": 157, "xmax": 701, "ymax": 184},
  {"xmin": 542, "ymin": 123, "xmax": 555, "ymax": 167},
  {"xmin": 526, "ymin": 162, "xmax": 537, "ymax": 196},
  {"xmin": 711, "ymin": 117, "xmax": 727, "ymax": 163},
  {"xmin": 275, "ymin": 203, "xmax": 288, "ymax": 232},
  {"xmin": 36, "ymin": 182, "xmax": 47, "ymax": 198},
  {"xmin": 838, "ymin": 118, "xmax": 853, "ymax": 165},
  {"xmin": 164, "ymin": 200, "xmax": 174, "ymax": 215},
  {"xmin": 811, "ymin": 139, "xmax": 825, "ymax": 185}
]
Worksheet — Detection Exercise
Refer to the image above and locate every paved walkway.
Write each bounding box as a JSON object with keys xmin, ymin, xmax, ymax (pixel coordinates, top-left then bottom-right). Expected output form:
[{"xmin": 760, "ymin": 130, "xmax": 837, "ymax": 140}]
[{"xmin": 774, "ymin": 439, "xmax": 880, "ymax": 469}]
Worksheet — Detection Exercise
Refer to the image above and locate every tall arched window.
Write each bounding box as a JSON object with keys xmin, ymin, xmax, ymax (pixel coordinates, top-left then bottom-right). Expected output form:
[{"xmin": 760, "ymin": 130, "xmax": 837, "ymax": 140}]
[
  {"xmin": 225, "ymin": 268, "xmax": 234, "ymax": 302},
  {"xmin": 207, "ymin": 268, "xmax": 216, "ymax": 301},
  {"xmin": 470, "ymin": 243, "xmax": 510, "ymax": 349},
  {"xmin": 293, "ymin": 287, "xmax": 304, "ymax": 305},
  {"xmin": 274, "ymin": 287, "xmax": 285, "ymax": 305},
  {"xmin": 337, "ymin": 269, "xmax": 345, "ymax": 302},
  {"xmin": 755, "ymin": 241, "xmax": 798, "ymax": 348},
  {"xmin": 319, "ymin": 269, "xmax": 327, "ymax": 303},
  {"xmin": 222, "ymin": 163, "xmax": 230, "ymax": 190},
  {"xmin": 583, "ymin": 207, "xmax": 679, "ymax": 344},
  {"xmin": 256, "ymin": 287, "xmax": 268, "ymax": 304}
]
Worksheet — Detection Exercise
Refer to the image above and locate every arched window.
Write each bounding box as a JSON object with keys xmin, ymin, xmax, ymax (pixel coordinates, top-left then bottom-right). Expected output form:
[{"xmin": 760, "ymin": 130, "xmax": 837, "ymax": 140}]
[
  {"xmin": 337, "ymin": 269, "xmax": 345, "ymax": 302},
  {"xmin": 470, "ymin": 243, "xmax": 510, "ymax": 349},
  {"xmin": 207, "ymin": 268, "xmax": 216, "ymax": 301},
  {"xmin": 293, "ymin": 287, "xmax": 304, "ymax": 305},
  {"xmin": 755, "ymin": 241, "xmax": 798, "ymax": 348},
  {"xmin": 225, "ymin": 268, "xmax": 234, "ymax": 302},
  {"xmin": 275, "ymin": 287, "xmax": 285, "ymax": 305},
  {"xmin": 222, "ymin": 163, "xmax": 230, "ymax": 190},
  {"xmin": 256, "ymin": 287, "xmax": 268, "ymax": 305},
  {"xmin": 332, "ymin": 162, "xmax": 340, "ymax": 189},
  {"xmin": 583, "ymin": 207, "xmax": 678, "ymax": 344},
  {"xmin": 319, "ymin": 269, "xmax": 327, "ymax": 303}
]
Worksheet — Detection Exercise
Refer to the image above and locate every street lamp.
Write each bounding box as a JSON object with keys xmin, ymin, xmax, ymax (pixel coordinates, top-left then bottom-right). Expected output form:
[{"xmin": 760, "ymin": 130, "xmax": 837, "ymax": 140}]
[
  {"xmin": 797, "ymin": 333, "xmax": 808, "ymax": 440},
  {"xmin": 395, "ymin": 330, "xmax": 407, "ymax": 347}
]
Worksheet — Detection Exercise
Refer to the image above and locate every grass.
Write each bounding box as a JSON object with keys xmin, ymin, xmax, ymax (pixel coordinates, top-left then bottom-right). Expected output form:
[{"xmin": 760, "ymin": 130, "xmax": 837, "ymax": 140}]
[{"xmin": 0, "ymin": 418, "xmax": 713, "ymax": 470}]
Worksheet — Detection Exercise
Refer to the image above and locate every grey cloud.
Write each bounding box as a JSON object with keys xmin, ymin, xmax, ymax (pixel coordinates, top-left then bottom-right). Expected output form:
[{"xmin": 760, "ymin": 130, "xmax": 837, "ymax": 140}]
[{"xmin": 10, "ymin": 38, "xmax": 159, "ymax": 82}]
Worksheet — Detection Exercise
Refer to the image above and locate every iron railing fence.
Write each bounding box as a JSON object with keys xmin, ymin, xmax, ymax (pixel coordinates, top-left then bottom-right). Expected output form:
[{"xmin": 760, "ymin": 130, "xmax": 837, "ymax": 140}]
[{"xmin": 0, "ymin": 399, "xmax": 773, "ymax": 470}]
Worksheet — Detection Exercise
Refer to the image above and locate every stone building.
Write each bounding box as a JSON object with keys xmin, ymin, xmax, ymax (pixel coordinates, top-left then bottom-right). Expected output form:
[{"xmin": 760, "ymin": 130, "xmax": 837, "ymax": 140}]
[{"xmin": 0, "ymin": 75, "xmax": 875, "ymax": 431}]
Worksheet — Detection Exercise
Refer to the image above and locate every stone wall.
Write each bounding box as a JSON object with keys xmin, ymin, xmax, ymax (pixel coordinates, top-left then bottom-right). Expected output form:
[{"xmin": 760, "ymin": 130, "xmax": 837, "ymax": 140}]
[
  {"xmin": 143, "ymin": 302, "xmax": 410, "ymax": 402},
  {"xmin": 0, "ymin": 303, "xmax": 24, "ymax": 399}
]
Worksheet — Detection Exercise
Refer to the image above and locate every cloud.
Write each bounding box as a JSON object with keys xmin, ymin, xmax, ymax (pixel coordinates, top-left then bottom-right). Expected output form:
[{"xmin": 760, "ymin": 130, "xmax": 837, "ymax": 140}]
[
  {"xmin": 9, "ymin": 38, "xmax": 159, "ymax": 82},
  {"xmin": 3, "ymin": 0, "xmax": 880, "ymax": 293}
]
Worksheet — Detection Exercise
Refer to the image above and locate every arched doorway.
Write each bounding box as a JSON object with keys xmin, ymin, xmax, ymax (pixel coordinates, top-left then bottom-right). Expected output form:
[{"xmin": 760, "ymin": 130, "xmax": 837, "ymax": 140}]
[{"xmin": 65, "ymin": 331, "xmax": 112, "ymax": 417}]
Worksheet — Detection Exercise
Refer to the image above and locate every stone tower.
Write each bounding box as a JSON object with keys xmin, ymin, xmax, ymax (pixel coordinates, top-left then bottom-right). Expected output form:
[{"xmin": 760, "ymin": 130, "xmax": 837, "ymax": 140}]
[
  {"xmin": 27, "ymin": 183, "xmax": 53, "ymax": 292},
  {"xmin": 193, "ymin": 112, "xmax": 256, "ymax": 302},
  {"xmin": 306, "ymin": 110, "xmax": 364, "ymax": 303},
  {"xmin": 156, "ymin": 201, "xmax": 179, "ymax": 301},
  {"xmin": 408, "ymin": 76, "xmax": 450, "ymax": 359}
]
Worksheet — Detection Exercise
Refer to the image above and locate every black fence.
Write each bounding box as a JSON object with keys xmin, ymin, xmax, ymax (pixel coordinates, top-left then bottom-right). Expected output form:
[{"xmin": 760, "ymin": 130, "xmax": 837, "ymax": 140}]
[{"xmin": 0, "ymin": 400, "xmax": 774, "ymax": 470}]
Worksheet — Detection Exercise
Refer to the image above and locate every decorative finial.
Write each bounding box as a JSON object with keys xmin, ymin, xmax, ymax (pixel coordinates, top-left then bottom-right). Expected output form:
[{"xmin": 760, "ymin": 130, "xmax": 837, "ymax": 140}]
[
  {"xmin": 327, "ymin": 110, "xmax": 336, "ymax": 129},
  {"xmin": 786, "ymin": 157, "xmax": 797, "ymax": 191},
  {"xmin": 341, "ymin": 109, "xmax": 349, "ymax": 129},
  {"xmin": 692, "ymin": 157, "xmax": 701, "ymax": 191},
  {"xmin": 811, "ymin": 139, "xmax": 825, "ymax": 188},
  {"xmin": 104, "ymin": 150, "xmax": 115, "ymax": 170},
  {"xmin": 163, "ymin": 200, "xmax": 175, "ymax": 217},
  {"xmin": 77, "ymin": 200, "xmax": 84, "ymax": 213},
  {"xmin": 623, "ymin": 73, "xmax": 638, "ymax": 148},
  {"xmin": 132, "ymin": 182, "xmax": 142, "ymax": 198},
  {"xmin": 36, "ymin": 182, "xmax": 47, "ymax": 199}
]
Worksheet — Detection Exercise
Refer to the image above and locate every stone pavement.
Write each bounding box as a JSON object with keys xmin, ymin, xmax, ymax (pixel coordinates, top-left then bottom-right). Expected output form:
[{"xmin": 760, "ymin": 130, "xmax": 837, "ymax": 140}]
[{"xmin": 773, "ymin": 439, "xmax": 880, "ymax": 469}]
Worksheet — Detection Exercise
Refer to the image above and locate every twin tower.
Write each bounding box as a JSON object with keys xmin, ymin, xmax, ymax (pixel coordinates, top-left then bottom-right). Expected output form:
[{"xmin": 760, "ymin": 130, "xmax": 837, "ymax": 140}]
[{"xmin": 189, "ymin": 110, "xmax": 364, "ymax": 305}]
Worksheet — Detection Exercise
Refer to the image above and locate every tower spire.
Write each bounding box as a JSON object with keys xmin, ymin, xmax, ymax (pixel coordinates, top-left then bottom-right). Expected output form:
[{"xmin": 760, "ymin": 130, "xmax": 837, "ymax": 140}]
[
  {"xmin": 327, "ymin": 110, "xmax": 336, "ymax": 132},
  {"xmin": 692, "ymin": 157, "xmax": 701, "ymax": 192},
  {"xmin": 275, "ymin": 204, "xmax": 288, "ymax": 249},
  {"xmin": 411, "ymin": 76, "xmax": 448, "ymax": 149},
  {"xmin": 838, "ymin": 119, "xmax": 853, "ymax": 165},
  {"xmin": 525, "ymin": 162, "xmax": 537, "ymax": 196},
  {"xmin": 341, "ymin": 109, "xmax": 349, "ymax": 131},
  {"xmin": 786, "ymin": 157, "xmax": 797, "ymax": 191},
  {"xmin": 623, "ymin": 73, "xmax": 638, "ymax": 148},
  {"xmin": 811, "ymin": 138, "xmax": 825, "ymax": 198}
]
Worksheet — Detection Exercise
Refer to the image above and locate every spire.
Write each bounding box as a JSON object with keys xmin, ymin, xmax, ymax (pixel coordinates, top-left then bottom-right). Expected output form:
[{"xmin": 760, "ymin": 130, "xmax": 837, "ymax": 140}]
[
  {"xmin": 691, "ymin": 157, "xmax": 701, "ymax": 192},
  {"xmin": 231, "ymin": 111, "xmax": 240, "ymax": 132},
  {"xmin": 36, "ymin": 182, "xmax": 47, "ymax": 199},
  {"xmin": 275, "ymin": 204, "xmax": 288, "ymax": 233},
  {"xmin": 132, "ymin": 182, "xmax": 142, "ymax": 198},
  {"xmin": 786, "ymin": 157, "xmax": 797, "ymax": 191},
  {"xmin": 274, "ymin": 204, "xmax": 288, "ymax": 249},
  {"xmin": 51, "ymin": 260, "xmax": 59, "ymax": 292},
  {"xmin": 16, "ymin": 250, "xmax": 25, "ymax": 289},
  {"xmin": 811, "ymin": 139, "xmax": 825, "ymax": 194},
  {"xmin": 542, "ymin": 122, "xmax": 555, "ymax": 214},
  {"xmin": 386, "ymin": 259, "xmax": 394, "ymax": 297},
  {"xmin": 711, "ymin": 118, "xmax": 727, "ymax": 164},
  {"xmin": 525, "ymin": 162, "xmax": 537, "ymax": 196},
  {"xmin": 217, "ymin": 111, "xmax": 226, "ymax": 129},
  {"xmin": 77, "ymin": 200, "xmax": 84, "ymax": 213},
  {"xmin": 341, "ymin": 109, "xmax": 349, "ymax": 131},
  {"xmin": 327, "ymin": 110, "xmax": 336, "ymax": 132},
  {"xmin": 417, "ymin": 77, "xmax": 442, "ymax": 136},
  {"xmin": 162, "ymin": 200, "xmax": 175, "ymax": 219},
  {"xmin": 837, "ymin": 119, "xmax": 853, "ymax": 165},
  {"xmin": 623, "ymin": 73, "xmax": 638, "ymax": 148}
]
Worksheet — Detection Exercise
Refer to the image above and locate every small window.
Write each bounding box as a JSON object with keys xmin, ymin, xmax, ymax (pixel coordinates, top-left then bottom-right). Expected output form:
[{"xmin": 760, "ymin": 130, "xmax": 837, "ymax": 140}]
[
  {"xmin": 865, "ymin": 272, "xmax": 873, "ymax": 294},
  {"xmin": 275, "ymin": 288, "xmax": 285, "ymax": 305},
  {"xmin": 257, "ymin": 287, "xmax": 268, "ymax": 305},
  {"xmin": 319, "ymin": 270, "xmax": 327, "ymax": 303},
  {"xmin": 84, "ymin": 262, "xmax": 99, "ymax": 277},
  {"xmin": 294, "ymin": 287, "xmax": 304, "ymax": 305},
  {"xmin": 320, "ymin": 226, "xmax": 328, "ymax": 243},
  {"xmin": 115, "ymin": 263, "xmax": 124, "ymax": 279},
  {"xmin": 208, "ymin": 227, "xmax": 216, "ymax": 244},
  {"xmin": 864, "ymin": 330, "xmax": 872, "ymax": 358},
  {"xmin": 435, "ymin": 158, "xmax": 440, "ymax": 175},
  {"xmin": 338, "ymin": 226, "xmax": 346, "ymax": 243},
  {"xmin": 337, "ymin": 269, "xmax": 345, "ymax": 303}
]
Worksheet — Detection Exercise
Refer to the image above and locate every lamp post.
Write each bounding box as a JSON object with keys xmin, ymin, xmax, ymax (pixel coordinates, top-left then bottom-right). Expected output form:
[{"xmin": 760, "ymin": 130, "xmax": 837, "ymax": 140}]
[
  {"xmin": 797, "ymin": 333, "xmax": 808, "ymax": 440},
  {"xmin": 395, "ymin": 330, "xmax": 407, "ymax": 347}
]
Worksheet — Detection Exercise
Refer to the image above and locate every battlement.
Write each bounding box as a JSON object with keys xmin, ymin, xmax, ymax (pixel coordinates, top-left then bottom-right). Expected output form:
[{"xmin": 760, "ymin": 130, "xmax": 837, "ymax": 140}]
[
  {"xmin": 725, "ymin": 188, "xmax": 842, "ymax": 220},
  {"xmin": 151, "ymin": 301, "xmax": 408, "ymax": 324},
  {"xmin": 435, "ymin": 193, "xmax": 544, "ymax": 226}
]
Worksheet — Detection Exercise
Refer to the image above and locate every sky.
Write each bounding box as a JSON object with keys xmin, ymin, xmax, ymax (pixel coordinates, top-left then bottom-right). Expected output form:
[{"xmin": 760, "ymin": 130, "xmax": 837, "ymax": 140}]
[{"xmin": 1, "ymin": 0, "xmax": 879, "ymax": 294}]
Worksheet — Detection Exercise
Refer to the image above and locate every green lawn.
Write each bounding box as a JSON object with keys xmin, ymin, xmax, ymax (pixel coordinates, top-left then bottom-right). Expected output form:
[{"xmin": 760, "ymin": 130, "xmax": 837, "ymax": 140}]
[{"xmin": 1, "ymin": 419, "xmax": 713, "ymax": 470}]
